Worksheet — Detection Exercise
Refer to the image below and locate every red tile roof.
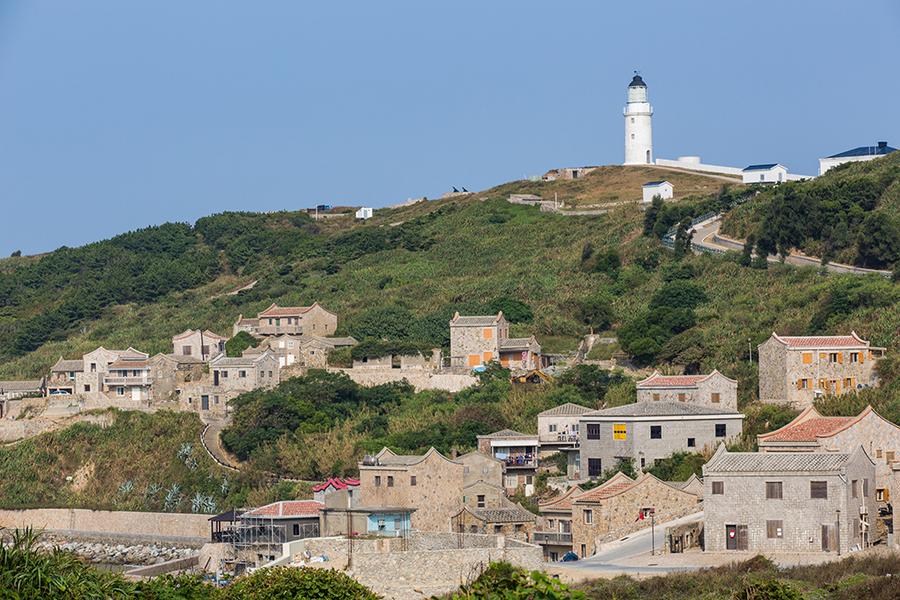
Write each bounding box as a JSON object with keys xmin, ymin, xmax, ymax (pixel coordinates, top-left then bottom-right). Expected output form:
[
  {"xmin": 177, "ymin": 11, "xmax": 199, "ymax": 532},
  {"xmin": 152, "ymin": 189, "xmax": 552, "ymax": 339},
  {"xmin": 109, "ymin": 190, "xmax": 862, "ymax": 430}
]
[
  {"xmin": 258, "ymin": 303, "xmax": 315, "ymax": 318},
  {"xmin": 760, "ymin": 416, "xmax": 856, "ymax": 442},
  {"xmin": 243, "ymin": 500, "xmax": 323, "ymax": 518},
  {"xmin": 312, "ymin": 477, "xmax": 360, "ymax": 492},
  {"xmin": 772, "ymin": 332, "xmax": 869, "ymax": 349}
]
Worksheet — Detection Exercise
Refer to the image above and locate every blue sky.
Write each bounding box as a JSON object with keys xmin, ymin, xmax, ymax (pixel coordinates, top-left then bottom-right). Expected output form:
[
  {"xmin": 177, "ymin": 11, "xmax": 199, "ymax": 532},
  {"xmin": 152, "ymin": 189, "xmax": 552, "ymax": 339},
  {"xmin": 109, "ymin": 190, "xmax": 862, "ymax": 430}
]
[{"xmin": 1, "ymin": 1, "xmax": 898, "ymax": 255}]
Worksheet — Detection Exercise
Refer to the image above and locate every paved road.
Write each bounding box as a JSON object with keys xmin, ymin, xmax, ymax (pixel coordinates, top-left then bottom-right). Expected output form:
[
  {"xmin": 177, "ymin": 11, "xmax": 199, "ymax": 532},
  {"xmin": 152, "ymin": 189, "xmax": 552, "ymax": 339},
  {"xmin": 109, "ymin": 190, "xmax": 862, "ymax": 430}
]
[
  {"xmin": 692, "ymin": 219, "xmax": 891, "ymax": 277},
  {"xmin": 565, "ymin": 512, "xmax": 705, "ymax": 574}
]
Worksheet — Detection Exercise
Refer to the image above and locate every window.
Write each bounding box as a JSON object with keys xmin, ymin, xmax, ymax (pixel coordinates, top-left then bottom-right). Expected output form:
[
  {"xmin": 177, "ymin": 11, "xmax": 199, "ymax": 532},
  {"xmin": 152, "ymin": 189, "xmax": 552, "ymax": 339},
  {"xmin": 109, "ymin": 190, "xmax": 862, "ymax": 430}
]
[
  {"xmin": 580, "ymin": 544, "xmax": 586, "ymax": 557},
  {"xmin": 90, "ymin": 362, "xmax": 97, "ymax": 372},
  {"xmin": 239, "ymin": 370, "xmax": 246, "ymax": 378},
  {"xmin": 765, "ymin": 482, "xmax": 783, "ymax": 499},
  {"xmin": 687, "ymin": 437, "xmax": 696, "ymax": 447},
  {"xmin": 374, "ymin": 476, "xmax": 382, "ymax": 487},
  {"xmin": 613, "ymin": 424, "xmax": 627, "ymax": 440},
  {"xmin": 631, "ymin": 117, "xmax": 635, "ymax": 123},
  {"xmin": 652, "ymin": 393, "xmax": 660, "ymax": 401},
  {"xmin": 116, "ymin": 386, "xmax": 124, "ymax": 396},
  {"xmin": 477, "ymin": 495, "xmax": 486, "ymax": 508},
  {"xmin": 852, "ymin": 480, "xmax": 858, "ymax": 498},
  {"xmin": 202, "ymin": 345, "xmax": 210, "ymax": 356},
  {"xmin": 677, "ymin": 393, "xmax": 686, "ymax": 402},
  {"xmin": 863, "ymin": 479, "xmax": 869, "ymax": 497},
  {"xmin": 828, "ymin": 352, "xmax": 839, "ymax": 363},
  {"xmin": 269, "ymin": 370, "xmax": 273, "ymax": 378},
  {"xmin": 797, "ymin": 379, "xmax": 809, "ymax": 389},
  {"xmin": 876, "ymin": 489, "xmax": 885, "ymax": 502},
  {"xmin": 715, "ymin": 424, "xmax": 727, "ymax": 438},
  {"xmin": 810, "ymin": 481, "xmax": 827, "ymax": 499},
  {"xmin": 387, "ymin": 476, "xmax": 394, "ymax": 487},
  {"xmin": 221, "ymin": 370, "xmax": 228, "ymax": 378},
  {"xmin": 766, "ymin": 520, "xmax": 783, "ymax": 539},
  {"xmin": 482, "ymin": 328, "xmax": 493, "ymax": 340},
  {"xmin": 494, "ymin": 524, "xmax": 502, "ymax": 533},
  {"xmin": 549, "ymin": 551, "xmax": 558, "ymax": 562},
  {"xmin": 292, "ymin": 524, "xmax": 300, "ymax": 536},
  {"xmin": 712, "ymin": 481, "xmax": 724, "ymax": 495},
  {"xmin": 410, "ymin": 475, "xmax": 417, "ymax": 486},
  {"xmin": 711, "ymin": 392, "xmax": 721, "ymax": 404},
  {"xmin": 214, "ymin": 396, "xmax": 219, "ymax": 404},
  {"xmin": 876, "ymin": 449, "xmax": 883, "ymax": 459},
  {"xmin": 514, "ymin": 524, "xmax": 523, "ymax": 533},
  {"xmin": 84, "ymin": 385, "xmax": 91, "ymax": 393},
  {"xmin": 641, "ymin": 457, "xmax": 645, "ymax": 468},
  {"xmin": 631, "ymin": 133, "xmax": 635, "ymax": 140},
  {"xmin": 850, "ymin": 352, "xmax": 859, "ymax": 363},
  {"xmin": 650, "ymin": 425, "xmax": 662, "ymax": 439},
  {"xmin": 583, "ymin": 509, "xmax": 593, "ymax": 524},
  {"xmin": 549, "ymin": 424, "xmax": 557, "ymax": 433},
  {"xmin": 886, "ymin": 451, "xmax": 895, "ymax": 463},
  {"xmin": 548, "ymin": 518, "xmax": 555, "ymax": 529},
  {"xmin": 588, "ymin": 458, "xmax": 602, "ymax": 477},
  {"xmin": 586, "ymin": 424, "xmax": 601, "ymax": 440},
  {"xmin": 844, "ymin": 377, "xmax": 854, "ymax": 389},
  {"xmin": 802, "ymin": 352, "xmax": 812, "ymax": 364}
]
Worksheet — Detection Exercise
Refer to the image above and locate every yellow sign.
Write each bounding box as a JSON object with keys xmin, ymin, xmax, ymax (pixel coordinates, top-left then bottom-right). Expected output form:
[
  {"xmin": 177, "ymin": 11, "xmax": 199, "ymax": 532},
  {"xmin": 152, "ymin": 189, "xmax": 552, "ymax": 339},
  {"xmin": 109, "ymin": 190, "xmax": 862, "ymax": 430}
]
[{"xmin": 613, "ymin": 424, "xmax": 627, "ymax": 440}]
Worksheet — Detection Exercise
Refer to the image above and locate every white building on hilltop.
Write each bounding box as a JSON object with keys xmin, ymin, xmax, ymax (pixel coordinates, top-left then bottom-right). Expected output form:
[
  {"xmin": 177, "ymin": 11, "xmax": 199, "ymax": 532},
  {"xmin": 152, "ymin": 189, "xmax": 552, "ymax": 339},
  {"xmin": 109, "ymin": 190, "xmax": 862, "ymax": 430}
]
[
  {"xmin": 818, "ymin": 141, "xmax": 896, "ymax": 175},
  {"xmin": 355, "ymin": 207, "xmax": 373, "ymax": 220},
  {"xmin": 741, "ymin": 163, "xmax": 787, "ymax": 184},
  {"xmin": 624, "ymin": 74, "xmax": 653, "ymax": 165},
  {"xmin": 641, "ymin": 180, "xmax": 673, "ymax": 203}
]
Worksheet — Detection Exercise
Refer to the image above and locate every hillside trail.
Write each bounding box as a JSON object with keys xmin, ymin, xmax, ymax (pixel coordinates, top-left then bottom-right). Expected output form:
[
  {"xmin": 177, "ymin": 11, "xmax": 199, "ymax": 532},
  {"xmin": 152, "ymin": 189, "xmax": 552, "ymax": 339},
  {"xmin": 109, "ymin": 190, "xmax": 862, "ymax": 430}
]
[{"xmin": 199, "ymin": 418, "xmax": 309, "ymax": 483}]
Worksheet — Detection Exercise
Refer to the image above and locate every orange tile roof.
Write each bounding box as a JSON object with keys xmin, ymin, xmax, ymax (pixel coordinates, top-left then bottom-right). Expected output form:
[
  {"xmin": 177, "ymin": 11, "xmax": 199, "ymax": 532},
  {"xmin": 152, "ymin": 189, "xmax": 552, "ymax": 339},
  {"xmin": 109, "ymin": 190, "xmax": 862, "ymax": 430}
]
[
  {"xmin": 574, "ymin": 480, "xmax": 635, "ymax": 502},
  {"xmin": 772, "ymin": 332, "xmax": 868, "ymax": 349},
  {"xmin": 258, "ymin": 304, "xmax": 314, "ymax": 318},
  {"xmin": 639, "ymin": 374, "xmax": 706, "ymax": 387},
  {"xmin": 243, "ymin": 500, "xmax": 323, "ymax": 518},
  {"xmin": 760, "ymin": 416, "xmax": 856, "ymax": 442}
]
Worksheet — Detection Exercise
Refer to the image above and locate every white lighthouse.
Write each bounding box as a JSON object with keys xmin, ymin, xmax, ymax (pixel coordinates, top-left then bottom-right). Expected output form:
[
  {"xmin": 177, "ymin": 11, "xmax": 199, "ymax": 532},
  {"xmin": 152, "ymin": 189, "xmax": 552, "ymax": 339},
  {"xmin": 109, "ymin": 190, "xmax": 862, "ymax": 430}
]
[{"xmin": 624, "ymin": 73, "xmax": 653, "ymax": 165}]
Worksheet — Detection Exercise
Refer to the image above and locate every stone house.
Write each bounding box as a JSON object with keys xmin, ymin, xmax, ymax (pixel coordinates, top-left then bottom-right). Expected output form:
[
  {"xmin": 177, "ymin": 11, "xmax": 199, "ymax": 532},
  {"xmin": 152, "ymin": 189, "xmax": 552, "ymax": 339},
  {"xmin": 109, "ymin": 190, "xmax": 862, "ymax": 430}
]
[
  {"xmin": 102, "ymin": 357, "xmax": 152, "ymax": 402},
  {"xmin": 758, "ymin": 405, "xmax": 900, "ymax": 504},
  {"xmin": 318, "ymin": 507, "xmax": 414, "ymax": 538},
  {"xmin": 758, "ymin": 332, "xmax": 886, "ymax": 407},
  {"xmin": 148, "ymin": 353, "xmax": 206, "ymax": 402},
  {"xmin": 477, "ymin": 429, "xmax": 540, "ymax": 495},
  {"xmin": 0, "ymin": 379, "xmax": 45, "ymax": 418},
  {"xmin": 312, "ymin": 477, "xmax": 360, "ymax": 508},
  {"xmin": 665, "ymin": 473, "xmax": 704, "ymax": 498},
  {"xmin": 451, "ymin": 503, "xmax": 536, "ymax": 542},
  {"xmin": 180, "ymin": 350, "xmax": 279, "ymax": 415},
  {"xmin": 357, "ymin": 447, "xmax": 464, "ymax": 533},
  {"xmin": 46, "ymin": 358, "xmax": 84, "ymax": 395},
  {"xmin": 636, "ymin": 370, "xmax": 738, "ymax": 412},
  {"xmin": 235, "ymin": 302, "xmax": 338, "ymax": 337},
  {"xmin": 457, "ymin": 451, "xmax": 504, "ymax": 488},
  {"xmin": 571, "ymin": 472, "xmax": 701, "ymax": 558},
  {"xmin": 351, "ymin": 352, "xmax": 433, "ymax": 370},
  {"xmin": 261, "ymin": 334, "xmax": 357, "ymax": 369},
  {"xmin": 537, "ymin": 403, "xmax": 592, "ymax": 469},
  {"xmin": 578, "ymin": 401, "xmax": 744, "ymax": 476},
  {"xmin": 449, "ymin": 312, "xmax": 542, "ymax": 370},
  {"xmin": 462, "ymin": 480, "xmax": 508, "ymax": 511},
  {"xmin": 703, "ymin": 445, "xmax": 877, "ymax": 554},
  {"xmin": 171, "ymin": 329, "xmax": 227, "ymax": 361},
  {"xmin": 234, "ymin": 500, "xmax": 323, "ymax": 564},
  {"xmin": 535, "ymin": 485, "xmax": 583, "ymax": 561}
]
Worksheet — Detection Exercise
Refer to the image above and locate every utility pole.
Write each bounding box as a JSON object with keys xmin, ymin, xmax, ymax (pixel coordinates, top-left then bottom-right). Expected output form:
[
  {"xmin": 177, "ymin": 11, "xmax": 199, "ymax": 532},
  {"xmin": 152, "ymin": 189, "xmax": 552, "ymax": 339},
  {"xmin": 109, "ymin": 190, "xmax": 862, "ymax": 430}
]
[
  {"xmin": 650, "ymin": 510, "xmax": 656, "ymax": 555},
  {"xmin": 748, "ymin": 338, "xmax": 752, "ymax": 366}
]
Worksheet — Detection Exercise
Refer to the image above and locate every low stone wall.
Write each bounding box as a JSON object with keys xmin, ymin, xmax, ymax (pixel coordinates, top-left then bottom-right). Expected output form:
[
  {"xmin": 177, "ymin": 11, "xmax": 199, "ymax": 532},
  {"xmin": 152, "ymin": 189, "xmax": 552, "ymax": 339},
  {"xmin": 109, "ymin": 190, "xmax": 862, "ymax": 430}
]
[
  {"xmin": 28, "ymin": 537, "xmax": 196, "ymax": 566},
  {"xmin": 329, "ymin": 368, "xmax": 477, "ymax": 393},
  {"xmin": 0, "ymin": 508, "xmax": 210, "ymax": 543},
  {"xmin": 289, "ymin": 533, "xmax": 543, "ymax": 600}
]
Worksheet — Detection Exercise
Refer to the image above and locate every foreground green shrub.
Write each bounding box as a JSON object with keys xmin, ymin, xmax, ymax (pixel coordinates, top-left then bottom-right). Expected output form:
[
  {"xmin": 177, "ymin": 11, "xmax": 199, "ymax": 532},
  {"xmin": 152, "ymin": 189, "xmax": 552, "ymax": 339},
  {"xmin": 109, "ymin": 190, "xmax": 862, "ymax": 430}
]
[
  {"xmin": 449, "ymin": 561, "xmax": 584, "ymax": 599},
  {"xmin": 222, "ymin": 566, "xmax": 379, "ymax": 600}
]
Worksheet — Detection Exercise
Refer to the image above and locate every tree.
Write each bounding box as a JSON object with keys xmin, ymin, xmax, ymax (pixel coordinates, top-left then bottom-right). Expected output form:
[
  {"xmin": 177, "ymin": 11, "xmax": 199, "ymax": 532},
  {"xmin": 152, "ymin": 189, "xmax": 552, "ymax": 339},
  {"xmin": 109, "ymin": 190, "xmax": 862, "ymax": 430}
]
[
  {"xmin": 650, "ymin": 280, "xmax": 708, "ymax": 310},
  {"xmin": 856, "ymin": 212, "xmax": 900, "ymax": 269},
  {"xmin": 223, "ymin": 566, "xmax": 380, "ymax": 600},
  {"xmin": 488, "ymin": 297, "xmax": 534, "ymax": 323},
  {"xmin": 350, "ymin": 305, "xmax": 415, "ymax": 340},
  {"xmin": 578, "ymin": 292, "xmax": 614, "ymax": 330},
  {"xmin": 225, "ymin": 331, "xmax": 259, "ymax": 357},
  {"xmin": 673, "ymin": 217, "xmax": 693, "ymax": 258},
  {"xmin": 9, "ymin": 250, "xmax": 21, "ymax": 258},
  {"xmin": 739, "ymin": 234, "xmax": 755, "ymax": 267},
  {"xmin": 643, "ymin": 196, "xmax": 664, "ymax": 236}
]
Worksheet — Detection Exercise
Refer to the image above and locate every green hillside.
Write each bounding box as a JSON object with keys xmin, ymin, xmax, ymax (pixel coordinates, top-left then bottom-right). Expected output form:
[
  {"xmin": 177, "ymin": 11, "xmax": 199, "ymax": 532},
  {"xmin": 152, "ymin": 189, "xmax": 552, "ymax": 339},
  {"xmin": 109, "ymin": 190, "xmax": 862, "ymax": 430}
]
[
  {"xmin": 1, "ymin": 163, "xmax": 897, "ymax": 398},
  {"xmin": 721, "ymin": 152, "xmax": 900, "ymax": 269}
]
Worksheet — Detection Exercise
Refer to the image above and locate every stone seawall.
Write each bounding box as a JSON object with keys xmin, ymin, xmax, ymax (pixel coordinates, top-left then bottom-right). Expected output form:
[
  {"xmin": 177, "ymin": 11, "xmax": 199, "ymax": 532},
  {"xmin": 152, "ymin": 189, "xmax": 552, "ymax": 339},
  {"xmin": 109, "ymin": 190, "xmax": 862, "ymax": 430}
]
[{"xmin": 0, "ymin": 508, "xmax": 211, "ymax": 543}]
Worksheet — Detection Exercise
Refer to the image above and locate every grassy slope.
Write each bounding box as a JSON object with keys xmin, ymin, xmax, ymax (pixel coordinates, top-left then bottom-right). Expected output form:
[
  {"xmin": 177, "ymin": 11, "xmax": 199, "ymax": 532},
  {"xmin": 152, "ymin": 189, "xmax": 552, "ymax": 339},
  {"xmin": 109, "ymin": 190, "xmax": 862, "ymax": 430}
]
[{"xmin": 0, "ymin": 410, "xmax": 239, "ymax": 512}]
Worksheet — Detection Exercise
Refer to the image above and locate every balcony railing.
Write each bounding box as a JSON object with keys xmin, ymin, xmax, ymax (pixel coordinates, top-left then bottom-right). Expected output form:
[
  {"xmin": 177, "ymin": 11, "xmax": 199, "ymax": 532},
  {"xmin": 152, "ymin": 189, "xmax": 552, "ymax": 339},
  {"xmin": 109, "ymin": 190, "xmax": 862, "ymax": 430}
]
[
  {"xmin": 533, "ymin": 531, "xmax": 572, "ymax": 545},
  {"xmin": 539, "ymin": 433, "xmax": 580, "ymax": 444},
  {"xmin": 503, "ymin": 455, "xmax": 536, "ymax": 468},
  {"xmin": 103, "ymin": 376, "xmax": 150, "ymax": 386}
]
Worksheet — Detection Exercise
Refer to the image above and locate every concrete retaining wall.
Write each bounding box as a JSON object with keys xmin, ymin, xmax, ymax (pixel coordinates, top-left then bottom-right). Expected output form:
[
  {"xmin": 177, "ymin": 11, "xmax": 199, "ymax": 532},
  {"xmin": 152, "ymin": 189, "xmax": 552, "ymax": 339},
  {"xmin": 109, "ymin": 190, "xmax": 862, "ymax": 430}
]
[
  {"xmin": 0, "ymin": 508, "xmax": 210, "ymax": 543},
  {"xmin": 329, "ymin": 368, "xmax": 477, "ymax": 393}
]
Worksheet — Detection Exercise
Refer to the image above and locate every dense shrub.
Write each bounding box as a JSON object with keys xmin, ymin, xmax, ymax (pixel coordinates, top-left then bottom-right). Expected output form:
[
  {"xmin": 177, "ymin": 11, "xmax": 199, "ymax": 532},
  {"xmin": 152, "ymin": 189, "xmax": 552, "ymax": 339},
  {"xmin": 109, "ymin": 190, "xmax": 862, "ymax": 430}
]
[
  {"xmin": 222, "ymin": 566, "xmax": 379, "ymax": 600},
  {"xmin": 225, "ymin": 331, "xmax": 259, "ymax": 357}
]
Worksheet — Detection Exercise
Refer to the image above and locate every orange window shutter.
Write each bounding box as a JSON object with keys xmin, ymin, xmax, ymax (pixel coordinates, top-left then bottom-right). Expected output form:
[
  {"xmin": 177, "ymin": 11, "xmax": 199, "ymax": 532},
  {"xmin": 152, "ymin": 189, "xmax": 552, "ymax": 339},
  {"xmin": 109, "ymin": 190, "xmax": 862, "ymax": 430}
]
[
  {"xmin": 860, "ymin": 352, "xmax": 865, "ymax": 364},
  {"xmin": 835, "ymin": 380, "xmax": 842, "ymax": 394},
  {"xmin": 796, "ymin": 380, "xmax": 802, "ymax": 390},
  {"xmin": 819, "ymin": 353, "xmax": 827, "ymax": 360},
  {"xmin": 483, "ymin": 328, "xmax": 493, "ymax": 340},
  {"xmin": 802, "ymin": 352, "xmax": 812, "ymax": 365},
  {"xmin": 468, "ymin": 354, "xmax": 480, "ymax": 367},
  {"xmin": 483, "ymin": 351, "xmax": 492, "ymax": 362},
  {"xmin": 838, "ymin": 352, "xmax": 843, "ymax": 364}
]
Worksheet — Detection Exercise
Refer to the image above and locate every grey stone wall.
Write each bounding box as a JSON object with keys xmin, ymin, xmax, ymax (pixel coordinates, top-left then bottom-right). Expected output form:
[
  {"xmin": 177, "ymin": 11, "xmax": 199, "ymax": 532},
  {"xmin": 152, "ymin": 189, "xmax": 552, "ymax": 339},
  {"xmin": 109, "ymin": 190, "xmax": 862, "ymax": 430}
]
[
  {"xmin": 579, "ymin": 416, "xmax": 743, "ymax": 473},
  {"xmin": 637, "ymin": 374, "xmax": 738, "ymax": 411}
]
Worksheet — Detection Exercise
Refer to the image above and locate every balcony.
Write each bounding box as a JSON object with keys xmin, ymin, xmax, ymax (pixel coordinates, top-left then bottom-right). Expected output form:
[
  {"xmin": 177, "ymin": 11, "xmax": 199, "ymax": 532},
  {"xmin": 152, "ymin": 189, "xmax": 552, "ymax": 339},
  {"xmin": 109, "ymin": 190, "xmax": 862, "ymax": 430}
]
[
  {"xmin": 103, "ymin": 376, "xmax": 150, "ymax": 386},
  {"xmin": 533, "ymin": 531, "xmax": 572, "ymax": 545},
  {"xmin": 539, "ymin": 433, "xmax": 580, "ymax": 445},
  {"xmin": 502, "ymin": 455, "xmax": 537, "ymax": 469}
]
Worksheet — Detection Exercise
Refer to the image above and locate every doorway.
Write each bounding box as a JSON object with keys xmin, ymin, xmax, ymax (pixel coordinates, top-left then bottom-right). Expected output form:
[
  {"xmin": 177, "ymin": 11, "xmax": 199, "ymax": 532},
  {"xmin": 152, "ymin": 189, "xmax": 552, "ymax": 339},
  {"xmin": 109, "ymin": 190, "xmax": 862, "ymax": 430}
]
[
  {"xmin": 213, "ymin": 370, "xmax": 219, "ymax": 386},
  {"xmin": 646, "ymin": 150, "xmax": 651, "ymax": 164},
  {"xmin": 201, "ymin": 395, "xmax": 209, "ymax": 411},
  {"xmin": 725, "ymin": 525, "xmax": 748, "ymax": 550}
]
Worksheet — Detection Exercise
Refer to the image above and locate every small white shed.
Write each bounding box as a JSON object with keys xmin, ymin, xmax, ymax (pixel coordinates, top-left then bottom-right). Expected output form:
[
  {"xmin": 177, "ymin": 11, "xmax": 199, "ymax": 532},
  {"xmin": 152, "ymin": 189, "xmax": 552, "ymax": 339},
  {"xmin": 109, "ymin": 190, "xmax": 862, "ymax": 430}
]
[
  {"xmin": 642, "ymin": 180, "xmax": 674, "ymax": 203},
  {"xmin": 741, "ymin": 164, "xmax": 788, "ymax": 184},
  {"xmin": 355, "ymin": 207, "xmax": 373, "ymax": 220}
]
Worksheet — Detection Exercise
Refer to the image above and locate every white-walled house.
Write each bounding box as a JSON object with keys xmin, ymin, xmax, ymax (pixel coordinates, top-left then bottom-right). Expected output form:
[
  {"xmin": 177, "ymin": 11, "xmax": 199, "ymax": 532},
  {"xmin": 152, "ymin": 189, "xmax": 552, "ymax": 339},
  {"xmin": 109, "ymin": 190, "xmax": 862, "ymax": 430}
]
[
  {"xmin": 642, "ymin": 180, "xmax": 673, "ymax": 203},
  {"xmin": 742, "ymin": 164, "xmax": 788, "ymax": 184},
  {"xmin": 818, "ymin": 141, "xmax": 896, "ymax": 175},
  {"xmin": 355, "ymin": 207, "xmax": 374, "ymax": 220}
]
